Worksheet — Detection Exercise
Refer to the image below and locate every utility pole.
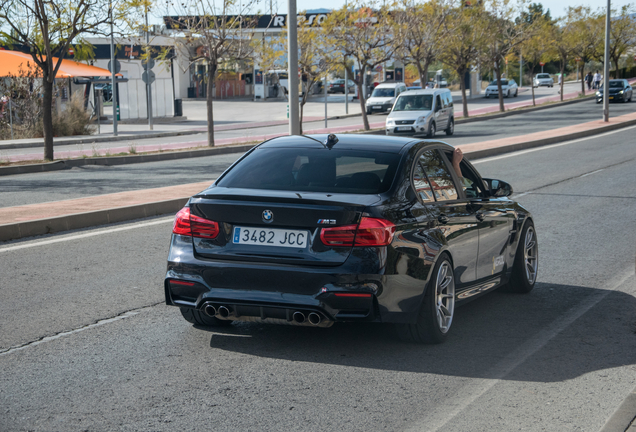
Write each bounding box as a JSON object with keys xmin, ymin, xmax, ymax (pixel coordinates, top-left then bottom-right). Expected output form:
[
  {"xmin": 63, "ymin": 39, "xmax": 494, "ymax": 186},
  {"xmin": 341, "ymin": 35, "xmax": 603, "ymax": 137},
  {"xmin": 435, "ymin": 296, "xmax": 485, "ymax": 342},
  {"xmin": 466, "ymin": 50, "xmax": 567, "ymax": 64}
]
[
  {"xmin": 519, "ymin": 50, "xmax": 522, "ymax": 87},
  {"xmin": 287, "ymin": 0, "xmax": 300, "ymax": 135},
  {"xmin": 110, "ymin": 0, "xmax": 118, "ymax": 136},
  {"xmin": 602, "ymin": 0, "xmax": 611, "ymax": 122},
  {"xmin": 145, "ymin": 7, "xmax": 153, "ymax": 130}
]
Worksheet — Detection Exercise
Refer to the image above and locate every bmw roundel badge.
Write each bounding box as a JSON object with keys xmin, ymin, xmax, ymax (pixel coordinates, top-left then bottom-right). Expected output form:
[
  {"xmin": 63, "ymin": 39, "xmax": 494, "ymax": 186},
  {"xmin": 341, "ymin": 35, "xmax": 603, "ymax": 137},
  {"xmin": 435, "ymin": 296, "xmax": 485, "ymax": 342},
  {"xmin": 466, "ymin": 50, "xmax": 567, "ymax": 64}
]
[{"xmin": 262, "ymin": 209, "xmax": 274, "ymax": 223}]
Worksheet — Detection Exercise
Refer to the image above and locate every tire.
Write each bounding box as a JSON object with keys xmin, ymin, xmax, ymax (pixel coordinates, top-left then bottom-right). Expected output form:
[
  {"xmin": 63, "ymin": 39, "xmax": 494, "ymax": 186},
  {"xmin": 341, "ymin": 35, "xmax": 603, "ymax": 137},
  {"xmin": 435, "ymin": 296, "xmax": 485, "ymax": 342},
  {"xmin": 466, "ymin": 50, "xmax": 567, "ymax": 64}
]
[
  {"xmin": 366, "ymin": 108, "xmax": 372, "ymax": 115},
  {"xmin": 445, "ymin": 118, "xmax": 454, "ymax": 136},
  {"xmin": 428, "ymin": 122, "xmax": 436, "ymax": 137},
  {"xmin": 396, "ymin": 254, "xmax": 455, "ymax": 344},
  {"xmin": 503, "ymin": 220, "xmax": 538, "ymax": 293},
  {"xmin": 485, "ymin": 94, "xmax": 489, "ymax": 99},
  {"xmin": 179, "ymin": 307, "xmax": 232, "ymax": 327},
  {"xmin": 506, "ymin": 90, "xmax": 510, "ymax": 98},
  {"xmin": 514, "ymin": 90, "xmax": 518, "ymax": 97}
]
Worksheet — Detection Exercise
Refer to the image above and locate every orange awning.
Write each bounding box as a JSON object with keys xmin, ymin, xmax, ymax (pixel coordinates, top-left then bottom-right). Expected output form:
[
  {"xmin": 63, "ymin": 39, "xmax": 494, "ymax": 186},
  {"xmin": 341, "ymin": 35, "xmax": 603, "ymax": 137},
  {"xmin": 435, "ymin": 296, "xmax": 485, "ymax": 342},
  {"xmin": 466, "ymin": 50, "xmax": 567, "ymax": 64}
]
[{"xmin": 0, "ymin": 50, "xmax": 116, "ymax": 78}]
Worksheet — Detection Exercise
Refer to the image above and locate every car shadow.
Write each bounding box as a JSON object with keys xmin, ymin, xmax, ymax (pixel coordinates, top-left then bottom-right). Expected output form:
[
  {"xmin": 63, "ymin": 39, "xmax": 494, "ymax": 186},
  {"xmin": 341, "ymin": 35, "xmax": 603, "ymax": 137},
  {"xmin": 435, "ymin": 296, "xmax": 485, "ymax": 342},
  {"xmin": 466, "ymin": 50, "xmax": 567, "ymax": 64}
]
[{"xmin": 198, "ymin": 282, "xmax": 636, "ymax": 383}]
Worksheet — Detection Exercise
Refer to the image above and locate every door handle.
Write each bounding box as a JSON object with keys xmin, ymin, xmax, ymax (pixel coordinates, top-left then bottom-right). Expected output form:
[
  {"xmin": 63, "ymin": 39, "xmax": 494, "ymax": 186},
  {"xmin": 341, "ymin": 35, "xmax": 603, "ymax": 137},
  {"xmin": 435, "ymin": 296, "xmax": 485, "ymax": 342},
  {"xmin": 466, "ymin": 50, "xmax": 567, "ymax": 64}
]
[
  {"xmin": 475, "ymin": 211, "xmax": 485, "ymax": 222},
  {"xmin": 438, "ymin": 214, "xmax": 449, "ymax": 225}
]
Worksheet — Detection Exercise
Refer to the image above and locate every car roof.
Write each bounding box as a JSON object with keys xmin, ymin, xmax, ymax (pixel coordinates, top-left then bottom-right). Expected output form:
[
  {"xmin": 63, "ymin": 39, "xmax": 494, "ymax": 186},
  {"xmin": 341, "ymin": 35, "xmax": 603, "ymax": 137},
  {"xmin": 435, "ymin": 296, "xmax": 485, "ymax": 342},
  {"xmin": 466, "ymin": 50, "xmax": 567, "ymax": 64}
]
[
  {"xmin": 397, "ymin": 88, "xmax": 449, "ymax": 96},
  {"xmin": 257, "ymin": 134, "xmax": 420, "ymax": 153},
  {"xmin": 375, "ymin": 82, "xmax": 405, "ymax": 88}
]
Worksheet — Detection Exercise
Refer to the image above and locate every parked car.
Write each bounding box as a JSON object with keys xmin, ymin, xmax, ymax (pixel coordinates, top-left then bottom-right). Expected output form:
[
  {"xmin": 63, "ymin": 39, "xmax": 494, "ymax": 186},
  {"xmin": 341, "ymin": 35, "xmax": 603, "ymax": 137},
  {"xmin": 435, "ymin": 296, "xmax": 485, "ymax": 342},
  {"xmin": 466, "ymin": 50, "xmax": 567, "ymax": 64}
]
[
  {"xmin": 166, "ymin": 134, "xmax": 538, "ymax": 344},
  {"xmin": 595, "ymin": 79, "xmax": 633, "ymax": 103},
  {"xmin": 365, "ymin": 82, "xmax": 407, "ymax": 114},
  {"xmin": 484, "ymin": 79, "xmax": 518, "ymax": 98},
  {"xmin": 328, "ymin": 79, "xmax": 355, "ymax": 94},
  {"xmin": 406, "ymin": 86, "xmax": 422, "ymax": 91},
  {"xmin": 386, "ymin": 88, "xmax": 454, "ymax": 137},
  {"xmin": 95, "ymin": 83, "xmax": 112, "ymax": 102},
  {"xmin": 533, "ymin": 73, "xmax": 553, "ymax": 88}
]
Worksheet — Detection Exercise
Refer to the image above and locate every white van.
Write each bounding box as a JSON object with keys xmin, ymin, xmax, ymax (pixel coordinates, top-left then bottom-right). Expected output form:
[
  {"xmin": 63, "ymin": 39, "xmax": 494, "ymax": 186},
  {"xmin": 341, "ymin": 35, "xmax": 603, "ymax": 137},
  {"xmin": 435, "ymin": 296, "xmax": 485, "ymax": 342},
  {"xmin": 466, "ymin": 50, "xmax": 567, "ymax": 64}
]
[
  {"xmin": 385, "ymin": 88, "xmax": 454, "ymax": 137},
  {"xmin": 365, "ymin": 82, "xmax": 407, "ymax": 114}
]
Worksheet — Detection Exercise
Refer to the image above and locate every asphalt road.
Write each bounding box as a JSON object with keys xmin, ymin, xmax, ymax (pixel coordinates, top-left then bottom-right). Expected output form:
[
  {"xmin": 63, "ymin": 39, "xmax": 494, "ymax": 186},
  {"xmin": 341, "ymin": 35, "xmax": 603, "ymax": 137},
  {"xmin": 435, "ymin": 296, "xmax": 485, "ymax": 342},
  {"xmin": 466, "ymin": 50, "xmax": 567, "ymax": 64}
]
[
  {"xmin": 1, "ymin": 99, "xmax": 634, "ymax": 209},
  {"xmin": 1, "ymin": 125, "xmax": 635, "ymax": 431}
]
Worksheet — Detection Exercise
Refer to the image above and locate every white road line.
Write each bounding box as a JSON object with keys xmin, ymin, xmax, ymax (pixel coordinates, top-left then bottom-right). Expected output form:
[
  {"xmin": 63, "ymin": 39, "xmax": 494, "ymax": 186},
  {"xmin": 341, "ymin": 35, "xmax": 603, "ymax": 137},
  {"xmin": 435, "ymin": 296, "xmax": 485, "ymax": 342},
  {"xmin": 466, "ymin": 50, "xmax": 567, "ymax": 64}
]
[
  {"xmin": 0, "ymin": 217, "xmax": 173, "ymax": 253},
  {"xmin": 0, "ymin": 308, "xmax": 152, "ymax": 357},
  {"xmin": 405, "ymin": 269, "xmax": 636, "ymax": 432},
  {"xmin": 472, "ymin": 124, "xmax": 636, "ymax": 164},
  {"xmin": 580, "ymin": 168, "xmax": 605, "ymax": 178}
]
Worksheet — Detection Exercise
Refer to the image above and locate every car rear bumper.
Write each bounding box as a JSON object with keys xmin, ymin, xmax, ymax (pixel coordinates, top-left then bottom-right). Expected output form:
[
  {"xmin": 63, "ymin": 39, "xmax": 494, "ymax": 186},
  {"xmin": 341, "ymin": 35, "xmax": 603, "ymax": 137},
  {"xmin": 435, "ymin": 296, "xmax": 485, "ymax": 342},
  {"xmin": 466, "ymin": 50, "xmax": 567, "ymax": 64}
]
[
  {"xmin": 366, "ymin": 103, "xmax": 392, "ymax": 112},
  {"xmin": 165, "ymin": 234, "xmax": 428, "ymax": 325}
]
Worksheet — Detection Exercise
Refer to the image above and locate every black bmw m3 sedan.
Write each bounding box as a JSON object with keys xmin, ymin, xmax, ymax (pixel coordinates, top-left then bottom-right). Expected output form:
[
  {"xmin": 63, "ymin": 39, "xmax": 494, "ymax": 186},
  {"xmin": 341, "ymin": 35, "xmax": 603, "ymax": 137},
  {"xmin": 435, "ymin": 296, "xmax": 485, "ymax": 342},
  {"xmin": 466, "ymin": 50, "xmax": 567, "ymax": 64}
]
[{"xmin": 165, "ymin": 134, "xmax": 538, "ymax": 343}]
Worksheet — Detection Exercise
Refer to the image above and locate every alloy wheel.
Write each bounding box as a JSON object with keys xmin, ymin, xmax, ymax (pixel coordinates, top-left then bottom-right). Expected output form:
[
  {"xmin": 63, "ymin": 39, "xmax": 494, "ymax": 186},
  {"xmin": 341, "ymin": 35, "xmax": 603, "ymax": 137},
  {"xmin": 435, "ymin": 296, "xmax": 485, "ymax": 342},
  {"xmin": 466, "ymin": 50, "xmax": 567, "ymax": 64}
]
[
  {"xmin": 435, "ymin": 261, "xmax": 455, "ymax": 334},
  {"xmin": 524, "ymin": 227, "xmax": 538, "ymax": 284}
]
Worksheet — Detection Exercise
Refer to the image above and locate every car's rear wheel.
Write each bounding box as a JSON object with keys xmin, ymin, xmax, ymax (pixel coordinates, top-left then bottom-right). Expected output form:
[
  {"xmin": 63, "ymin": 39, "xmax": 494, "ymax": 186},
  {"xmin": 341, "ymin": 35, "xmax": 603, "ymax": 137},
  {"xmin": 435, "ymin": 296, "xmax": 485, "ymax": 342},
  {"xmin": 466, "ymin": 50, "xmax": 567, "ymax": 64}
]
[
  {"xmin": 396, "ymin": 255, "xmax": 455, "ymax": 344},
  {"xmin": 445, "ymin": 118, "xmax": 454, "ymax": 135},
  {"xmin": 180, "ymin": 307, "xmax": 232, "ymax": 327},
  {"xmin": 514, "ymin": 90, "xmax": 518, "ymax": 97},
  {"xmin": 503, "ymin": 220, "xmax": 538, "ymax": 293},
  {"xmin": 485, "ymin": 94, "xmax": 489, "ymax": 99}
]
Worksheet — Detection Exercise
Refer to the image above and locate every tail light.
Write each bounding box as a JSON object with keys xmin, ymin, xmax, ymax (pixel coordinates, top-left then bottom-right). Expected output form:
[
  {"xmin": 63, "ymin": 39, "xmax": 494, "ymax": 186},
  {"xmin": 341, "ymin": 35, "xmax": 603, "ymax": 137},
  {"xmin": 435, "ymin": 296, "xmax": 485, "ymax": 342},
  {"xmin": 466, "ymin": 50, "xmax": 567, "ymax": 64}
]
[
  {"xmin": 172, "ymin": 207, "xmax": 220, "ymax": 239},
  {"xmin": 320, "ymin": 217, "xmax": 395, "ymax": 247}
]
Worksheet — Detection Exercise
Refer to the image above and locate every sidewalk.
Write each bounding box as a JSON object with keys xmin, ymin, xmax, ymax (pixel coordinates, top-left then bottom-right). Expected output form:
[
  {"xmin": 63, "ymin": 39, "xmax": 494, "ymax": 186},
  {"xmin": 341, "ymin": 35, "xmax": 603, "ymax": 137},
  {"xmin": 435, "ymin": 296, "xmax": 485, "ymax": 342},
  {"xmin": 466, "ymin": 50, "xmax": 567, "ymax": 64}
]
[{"xmin": 2, "ymin": 108, "xmax": 636, "ymax": 242}]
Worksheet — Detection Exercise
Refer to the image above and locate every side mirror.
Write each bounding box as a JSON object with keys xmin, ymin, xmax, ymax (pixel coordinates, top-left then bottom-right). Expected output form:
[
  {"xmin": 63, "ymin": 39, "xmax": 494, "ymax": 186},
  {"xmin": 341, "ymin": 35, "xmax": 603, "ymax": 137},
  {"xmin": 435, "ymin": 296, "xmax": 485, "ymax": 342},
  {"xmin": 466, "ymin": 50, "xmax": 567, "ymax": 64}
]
[{"xmin": 484, "ymin": 178, "xmax": 513, "ymax": 197}]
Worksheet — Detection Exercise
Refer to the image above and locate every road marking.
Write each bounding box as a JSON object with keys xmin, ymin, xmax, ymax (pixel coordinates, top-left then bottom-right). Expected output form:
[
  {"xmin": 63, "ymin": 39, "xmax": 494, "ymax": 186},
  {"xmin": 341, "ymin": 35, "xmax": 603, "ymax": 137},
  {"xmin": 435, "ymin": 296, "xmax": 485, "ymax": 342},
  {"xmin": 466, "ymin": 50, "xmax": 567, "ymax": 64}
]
[
  {"xmin": 472, "ymin": 124, "xmax": 636, "ymax": 164},
  {"xmin": 404, "ymin": 269, "xmax": 635, "ymax": 432},
  {"xmin": 0, "ymin": 217, "xmax": 173, "ymax": 253},
  {"xmin": 0, "ymin": 306, "xmax": 155, "ymax": 357},
  {"xmin": 580, "ymin": 168, "xmax": 605, "ymax": 178}
]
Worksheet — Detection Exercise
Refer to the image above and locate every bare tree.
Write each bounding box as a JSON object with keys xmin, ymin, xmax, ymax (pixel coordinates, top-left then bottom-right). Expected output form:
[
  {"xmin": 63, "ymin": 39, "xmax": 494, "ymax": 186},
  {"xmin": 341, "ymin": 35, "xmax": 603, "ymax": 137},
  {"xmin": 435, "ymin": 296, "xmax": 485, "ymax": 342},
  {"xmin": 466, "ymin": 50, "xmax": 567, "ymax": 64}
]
[
  {"xmin": 0, "ymin": 0, "xmax": 137, "ymax": 160},
  {"xmin": 323, "ymin": 1, "xmax": 396, "ymax": 130},
  {"xmin": 165, "ymin": 0, "xmax": 258, "ymax": 146},
  {"xmin": 440, "ymin": 3, "xmax": 490, "ymax": 118},
  {"xmin": 393, "ymin": 0, "xmax": 450, "ymax": 88}
]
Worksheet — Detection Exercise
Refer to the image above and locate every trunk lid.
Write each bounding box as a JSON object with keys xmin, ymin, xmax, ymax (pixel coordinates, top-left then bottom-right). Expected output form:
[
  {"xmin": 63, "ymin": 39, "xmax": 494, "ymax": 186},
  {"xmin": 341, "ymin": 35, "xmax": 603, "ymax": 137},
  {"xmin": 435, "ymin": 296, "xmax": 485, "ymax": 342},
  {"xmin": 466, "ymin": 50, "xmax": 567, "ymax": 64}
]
[{"xmin": 189, "ymin": 188, "xmax": 382, "ymax": 266}]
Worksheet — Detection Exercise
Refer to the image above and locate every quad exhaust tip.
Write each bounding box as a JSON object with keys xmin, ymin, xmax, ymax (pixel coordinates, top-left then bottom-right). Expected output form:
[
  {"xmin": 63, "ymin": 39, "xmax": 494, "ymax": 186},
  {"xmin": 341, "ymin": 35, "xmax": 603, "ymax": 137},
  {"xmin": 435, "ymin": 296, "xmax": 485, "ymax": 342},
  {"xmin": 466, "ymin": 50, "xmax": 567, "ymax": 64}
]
[
  {"xmin": 217, "ymin": 306, "xmax": 231, "ymax": 318},
  {"xmin": 202, "ymin": 302, "xmax": 216, "ymax": 318},
  {"xmin": 308, "ymin": 312, "xmax": 321, "ymax": 326}
]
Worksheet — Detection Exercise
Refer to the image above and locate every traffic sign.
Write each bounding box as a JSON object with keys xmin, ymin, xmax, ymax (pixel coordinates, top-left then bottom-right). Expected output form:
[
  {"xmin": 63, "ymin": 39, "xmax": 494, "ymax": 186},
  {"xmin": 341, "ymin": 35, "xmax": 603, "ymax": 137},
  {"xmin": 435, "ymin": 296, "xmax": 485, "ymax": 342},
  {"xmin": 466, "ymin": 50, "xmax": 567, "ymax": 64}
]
[
  {"xmin": 576, "ymin": 57, "xmax": 582, "ymax": 62},
  {"xmin": 142, "ymin": 70, "xmax": 155, "ymax": 84},
  {"xmin": 539, "ymin": 62, "xmax": 545, "ymax": 66},
  {"xmin": 142, "ymin": 58, "xmax": 155, "ymax": 70},
  {"xmin": 68, "ymin": 47, "xmax": 74, "ymax": 56},
  {"xmin": 108, "ymin": 59, "xmax": 121, "ymax": 74}
]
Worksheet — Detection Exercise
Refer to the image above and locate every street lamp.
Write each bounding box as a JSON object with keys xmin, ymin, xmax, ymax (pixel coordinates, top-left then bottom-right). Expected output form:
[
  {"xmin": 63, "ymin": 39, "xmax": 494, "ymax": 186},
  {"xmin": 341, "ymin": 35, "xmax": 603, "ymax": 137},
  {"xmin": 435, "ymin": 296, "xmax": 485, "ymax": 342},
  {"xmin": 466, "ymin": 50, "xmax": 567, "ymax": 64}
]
[
  {"xmin": 110, "ymin": 0, "xmax": 118, "ymax": 136},
  {"xmin": 602, "ymin": 0, "xmax": 610, "ymax": 122},
  {"xmin": 287, "ymin": 0, "xmax": 300, "ymax": 135}
]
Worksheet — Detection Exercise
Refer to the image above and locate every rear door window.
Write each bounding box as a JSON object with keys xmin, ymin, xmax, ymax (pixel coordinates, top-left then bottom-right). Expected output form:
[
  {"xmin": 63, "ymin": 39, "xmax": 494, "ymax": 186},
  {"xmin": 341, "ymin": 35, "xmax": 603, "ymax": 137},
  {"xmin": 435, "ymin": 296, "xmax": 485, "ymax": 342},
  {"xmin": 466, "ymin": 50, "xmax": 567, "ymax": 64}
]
[{"xmin": 419, "ymin": 150, "xmax": 458, "ymax": 201}]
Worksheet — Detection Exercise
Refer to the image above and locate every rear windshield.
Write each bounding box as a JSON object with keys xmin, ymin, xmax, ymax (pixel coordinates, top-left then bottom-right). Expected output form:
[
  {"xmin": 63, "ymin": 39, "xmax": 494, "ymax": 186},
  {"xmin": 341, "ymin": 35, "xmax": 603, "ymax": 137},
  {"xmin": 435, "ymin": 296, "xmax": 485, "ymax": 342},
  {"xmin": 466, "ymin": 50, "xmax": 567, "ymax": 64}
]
[
  {"xmin": 372, "ymin": 88, "xmax": 395, "ymax": 98},
  {"xmin": 537, "ymin": 74, "xmax": 550, "ymax": 78},
  {"xmin": 217, "ymin": 148, "xmax": 401, "ymax": 194},
  {"xmin": 393, "ymin": 94, "xmax": 433, "ymax": 111}
]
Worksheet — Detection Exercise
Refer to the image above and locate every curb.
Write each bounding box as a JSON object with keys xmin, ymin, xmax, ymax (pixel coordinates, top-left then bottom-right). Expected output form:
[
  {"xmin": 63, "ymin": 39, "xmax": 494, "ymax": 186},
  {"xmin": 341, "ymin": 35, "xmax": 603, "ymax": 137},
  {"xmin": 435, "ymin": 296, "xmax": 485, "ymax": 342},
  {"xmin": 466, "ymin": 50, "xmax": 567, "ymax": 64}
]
[
  {"xmin": 0, "ymin": 93, "xmax": 597, "ymax": 177},
  {"xmin": 1, "ymin": 115, "xmax": 635, "ymax": 243},
  {"xmin": 0, "ymin": 143, "xmax": 256, "ymax": 176},
  {"xmin": 600, "ymin": 390, "xmax": 636, "ymax": 432},
  {"xmin": 0, "ymin": 198, "xmax": 188, "ymax": 242}
]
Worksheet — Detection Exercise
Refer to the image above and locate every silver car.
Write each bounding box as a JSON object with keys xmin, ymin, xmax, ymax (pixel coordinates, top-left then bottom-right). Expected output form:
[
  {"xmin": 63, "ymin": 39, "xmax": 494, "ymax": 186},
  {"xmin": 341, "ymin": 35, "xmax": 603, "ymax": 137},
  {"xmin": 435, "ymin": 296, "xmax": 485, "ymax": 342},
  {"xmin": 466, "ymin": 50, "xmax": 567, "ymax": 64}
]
[
  {"xmin": 533, "ymin": 73, "xmax": 553, "ymax": 88},
  {"xmin": 484, "ymin": 79, "xmax": 518, "ymax": 98},
  {"xmin": 385, "ymin": 89, "xmax": 455, "ymax": 137}
]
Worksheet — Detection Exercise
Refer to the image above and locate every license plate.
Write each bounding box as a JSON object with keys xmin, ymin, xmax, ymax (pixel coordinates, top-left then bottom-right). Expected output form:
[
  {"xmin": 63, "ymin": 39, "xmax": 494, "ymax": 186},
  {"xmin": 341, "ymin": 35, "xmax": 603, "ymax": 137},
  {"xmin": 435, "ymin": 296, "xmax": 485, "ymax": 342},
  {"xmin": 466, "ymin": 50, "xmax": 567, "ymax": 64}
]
[
  {"xmin": 233, "ymin": 226, "xmax": 309, "ymax": 248},
  {"xmin": 373, "ymin": 106, "xmax": 382, "ymax": 109},
  {"xmin": 609, "ymin": 96, "xmax": 614, "ymax": 99},
  {"xmin": 396, "ymin": 126, "xmax": 412, "ymax": 131}
]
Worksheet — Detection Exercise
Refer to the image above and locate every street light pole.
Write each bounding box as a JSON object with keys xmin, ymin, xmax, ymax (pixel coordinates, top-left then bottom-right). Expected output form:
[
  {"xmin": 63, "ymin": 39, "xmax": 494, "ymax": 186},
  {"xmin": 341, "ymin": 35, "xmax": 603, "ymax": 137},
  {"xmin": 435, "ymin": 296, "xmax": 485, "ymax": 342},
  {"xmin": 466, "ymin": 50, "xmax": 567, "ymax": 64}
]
[
  {"xmin": 145, "ymin": 7, "xmax": 154, "ymax": 130},
  {"xmin": 110, "ymin": 0, "xmax": 118, "ymax": 136},
  {"xmin": 602, "ymin": 0, "xmax": 611, "ymax": 122},
  {"xmin": 287, "ymin": 0, "xmax": 300, "ymax": 135}
]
